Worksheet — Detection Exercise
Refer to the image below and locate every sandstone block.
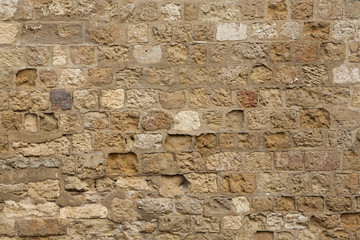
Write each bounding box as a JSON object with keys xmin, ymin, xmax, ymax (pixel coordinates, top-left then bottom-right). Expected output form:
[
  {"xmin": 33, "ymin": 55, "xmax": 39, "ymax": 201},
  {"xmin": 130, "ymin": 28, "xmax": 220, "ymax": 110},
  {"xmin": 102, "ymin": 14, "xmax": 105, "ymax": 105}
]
[
  {"xmin": 0, "ymin": 23, "xmax": 18, "ymax": 45},
  {"xmin": 174, "ymin": 111, "xmax": 201, "ymax": 131},
  {"xmin": 186, "ymin": 173, "xmax": 217, "ymax": 193},
  {"xmin": 17, "ymin": 218, "xmax": 67, "ymax": 237},
  {"xmin": 133, "ymin": 45, "xmax": 162, "ymax": 64},
  {"xmin": 107, "ymin": 152, "xmax": 138, "ymax": 177},
  {"xmin": 60, "ymin": 204, "xmax": 108, "ymax": 219},
  {"xmin": 216, "ymin": 23, "xmax": 247, "ymax": 41},
  {"xmin": 100, "ymin": 89, "xmax": 124, "ymax": 110}
]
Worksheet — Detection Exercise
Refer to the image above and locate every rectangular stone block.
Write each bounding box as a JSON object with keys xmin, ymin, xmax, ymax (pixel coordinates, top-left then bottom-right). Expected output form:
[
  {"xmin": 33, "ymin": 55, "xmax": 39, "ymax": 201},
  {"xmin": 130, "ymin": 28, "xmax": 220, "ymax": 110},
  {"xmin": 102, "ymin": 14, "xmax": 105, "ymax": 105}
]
[
  {"xmin": 17, "ymin": 218, "xmax": 67, "ymax": 237},
  {"xmin": 22, "ymin": 23, "xmax": 83, "ymax": 44}
]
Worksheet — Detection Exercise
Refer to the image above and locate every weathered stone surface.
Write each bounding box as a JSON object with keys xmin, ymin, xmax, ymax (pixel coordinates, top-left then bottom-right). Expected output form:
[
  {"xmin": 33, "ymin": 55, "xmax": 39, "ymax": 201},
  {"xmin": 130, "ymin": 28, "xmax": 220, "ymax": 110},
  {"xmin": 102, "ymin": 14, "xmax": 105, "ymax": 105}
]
[
  {"xmin": 17, "ymin": 218, "xmax": 67, "ymax": 237},
  {"xmin": 133, "ymin": 45, "xmax": 162, "ymax": 64},
  {"xmin": 107, "ymin": 152, "xmax": 137, "ymax": 177},
  {"xmin": 207, "ymin": 152, "xmax": 241, "ymax": 171},
  {"xmin": 141, "ymin": 152, "xmax": 174, "ymax": 174},
  {"xmin": 127, "ymin": 89, "xmax": 157, "ymax": 109},
  {"xmin": 73, "ymin": 89, "xmax": 98, "ymax": 111},
  {"xmin": 0, "ymin": 219, "xmax": 15, "ymax": 237},
  {"xmin": 28, "ymin": 179, "xmax": 59, "ymax": 201},
  {"xmin": 186, "ymin": 173, "xmax": 217, "ymax": 193},
  {"xmin": 221, "ymin": 173, "xmax": 256, "ymax": 193},
  {"xmin": 174, "ymin": 111, "xmax": 201, "ymax": 131},
  {"xmin": 88, "ymin": 68, "xmax": 112, "ymax": 86},
  {"xmin": 2, "ymin": 1, "xmax": 360, "ymax": 237},
  {"xmin": 141, "ymin": 111, "xmax": 171, "ymax": 131},
  {"xmin": 100, "ymin": 89, "xmax": 124, "ymax": 110},
  {"xmin": 60, "ymin": 204, "xmax": 108, "ymax": 219},
  {"xmin": 216, "ymin": 23, "xmax": 247, "ymax": 41},
  {"xmin": 0, "ymin": 23, "xmax": 18, "ymax": 45},
  {"xmin": 134, "ymin": 134, "xmax": 162, "ymax": 150},
  {"xmin": 4, "ymin": 198, "xmax": 59, "ymax": 218}
]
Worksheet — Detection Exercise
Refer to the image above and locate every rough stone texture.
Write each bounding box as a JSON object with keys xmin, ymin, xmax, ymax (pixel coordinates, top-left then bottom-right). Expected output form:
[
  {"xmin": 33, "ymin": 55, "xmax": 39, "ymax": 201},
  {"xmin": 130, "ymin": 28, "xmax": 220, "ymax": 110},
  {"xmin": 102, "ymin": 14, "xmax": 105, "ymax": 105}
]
[{"xmin": 0, "ymin": 1, "xmax": 358, "ymax": 238}]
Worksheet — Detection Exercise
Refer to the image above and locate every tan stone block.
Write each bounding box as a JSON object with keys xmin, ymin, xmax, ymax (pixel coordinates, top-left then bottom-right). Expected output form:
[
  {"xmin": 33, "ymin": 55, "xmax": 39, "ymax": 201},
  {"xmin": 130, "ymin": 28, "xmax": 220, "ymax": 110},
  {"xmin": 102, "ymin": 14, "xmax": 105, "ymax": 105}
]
[
  {"xmin": 23, "ymin": 23, "xmax": 83, "ymax": 44},
  {"xmin": 298, "ymin": 197, "xmax": 323, "ymax": 212},
  {"xmin": 88, "ymin": 23, "xmax": 121, "ymax": 45},
  {"xmin": 98, "ymin": 46, "xmax": 129, "ymax": 66},
  {"xmin": 318, "ymin": 0, "xmax": 345, "ymax": 19},
  {"xmin": 88, "ymin": 68, "xmax": 112, "ymax": 86},
  {"xmin": 59, "ymin": 69, "xmax": 86, "ymax": 87},
  {"xmin": 134, "ymin": 134, "xmax": 162, "ymax": 150},
  {"xmin": 167, "ymin": 44, "xmax": 188, "ymax": 64},
  {"xmin": 159, "ymin": 90, "xmax": 185, "ymax": 109},
  {"xmin": 94, "ymin": 132, "xmax": 127, "ymax": 151},
  {"xmin": 258, "ymin": 173, "xmax": 288, "ymax": 193},
  {"xmin": 320, "ymin": 42, "xmax": 346, "ymax": 61},
  {"xmin": 179, "ymin": 67, "xmax": 215, "ymax": 85},
  {"xmin": 18, "ymin": 218, "xmax": 67, "ymax": 237},
  {"xmin": 24, "ymin": 114, "xmax": 37, "ymax": 133},
  {"xmin": 0, "ymin": 23, "xmax": 18, "ymax": 45},
  {"xmin": 100, "ymin": 89, "xmax": 124, "ymax": 110},
  {"xmin": 301, "ymin": 108, "xmax": 330, "ymax": 129},
  {"xmin": 252, "ymin": 197, "xmax": 275, "ymax": 211},
  {"xmin": 133, "ymin": 45, "xmax": 162, "ymax": 64},
  {"xmin": 165, "ymin": 135, "xmax": 192, "ymax": 152},
  {"xmin": 59, "ymin": 112, "xmax": 82, "ymax": 133},
  {"xmin": 326, "ymin": 196, "xmax": 351, "ymax": 212},
  {"xmin": 292, "ymin": 42, "xmax": 318, "ymax": 62},
  {"xmin": 110, "ymin": 111, "xmax": 139, "ymax": 131},
  {"xmin": 77, "ymin": 152, "xmax": 105, "ymax": 179},
  {"xmin": 175, "ymin": 152, "xmax": 205, "ymax": 173},
  {"xmin": 141, "ymin": 111, "xmax": 171, "ymax": 131},
  {"xmin": 1, "ymin": 112, "xmax": 22, "ymax": 131},
  {"xmin": 221, "ymin": 173, "xmax": 256, "ymax": 193},
  {"xmin": 268, "ymin": 0, "xmax": 287, "ymax": 20},
  {"xmin": 174, "ymin": 24, "xmax": 192, "ymax": 43},
  {"xmin": 265, "ymin": 132, "xmax": 291, "ymax": 149},
  {"xmin": 39, "ymin": 113, "xmax": 58, "ymax": 132},
  {"xmin": 60, "ymin": 204, "xmax": 108, "ymax": 219},
  {"xmin": 291, "ymin": 0, "xmax": 313, "ymax": 20},
  {"xmin": 252, "ymin": 23, "xmax": 278, "ymax": 40},
  {"xmin": 305, "ymin": 151, "xmax": 340, "ymax": 171},
  {"xmin": 9, "ymin": 90, "xmax": 30, "ymax": 111},
  {"xmin": 195, "ymin": 134, "xmax": 216, "ymax": 152},
  {"xmin": 254, "ymin": 232, "xmax": 273, "ymax": 240},
  {"xmin": 127, "ymin": 89, "xmax": 157, "ymax": 109},
  {"xmin": 187, "ymin": 173, "xmax": 217, "ymax": 193},
  {"xmin": 341, "ymin": 213, "xmax": 360, "ymax": 229},
  {"xmin": 72, "ymin": 133, "xmax": 92, "ymax": 153},
  {"xmin": 70, "ymin": 45, "xmax": 95, "ymax": 65},
  {"xmin": 28, "ymin": 179, "xmax": 60, "ymax": 201},
  {"xmin": 277, "ymin": 197, "xmax": 295, "ymax": 212},
  {"xmin": 200, "ymin": 2, "xmax": 241, "ymax": 21},
  {"xmin": 107, "ymin": 152, "xmax": 138, "ymax": 177},
  {"xmin": 219, "ymin": 66, "xmax": 248, "ymax": 86},
  {"xmin": 286, "ymin": 87, "xmax": 319, "ymax": 107},
  {"xmin": 141, "ymin": 152, "xmax": 175, "ymax": 174},
  {"xmin": 4, "ymin": 199, "xmax": 59, "ymax": 218},
  {"xmin": 84, "ymin": 112, "xmax": 108, "ymax": 130},
  {"xmin": 244, "ymin": 152, "xmax": 271, "ymax": 171},
  {"xmin": 174, "ymin": 111, "xmax": 201, "ymax": 131},
  {"xmin": 206, "ymin": 152, "xmax": 242, "ymax": 171},
  {"xmin": 128, "ymin": 23, "xmax": 148, "ymax": 43},
  {"xmin": 73, "ymin": 89, "xmax": 98, "ymax": 111},
  {"xmin": 274, "ymin": 151, "xmax": 303, "ymax": 170},
  {"xmin": 250, "ymin": 65, "xmax": 273, "ymax": 84},
  {"xmin": 0, "ymin": 219, "xmax": 15, "ymax": 237},
  {"xmin": 152, "ymin": 24, "xmax": 172, "ymax": 43},
  {"xmin": 216, "ymin": 23, "xmax": 247, "ymax": 41},
  {"xmin": 243, "ymin": 0, "xmax": 265, "ymax": 19},
  {"xmin": 31, "ymin": 91, "xmax": 50, "ymax": 111}
]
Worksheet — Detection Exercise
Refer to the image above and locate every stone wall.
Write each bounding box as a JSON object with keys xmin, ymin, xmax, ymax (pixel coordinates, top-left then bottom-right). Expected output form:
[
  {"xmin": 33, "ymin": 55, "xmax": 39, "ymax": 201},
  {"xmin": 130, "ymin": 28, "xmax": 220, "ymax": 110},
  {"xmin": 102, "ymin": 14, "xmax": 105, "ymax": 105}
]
[{"xmin": 0, "ymin": 0, "xmax": 360, "ymax": 239}]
